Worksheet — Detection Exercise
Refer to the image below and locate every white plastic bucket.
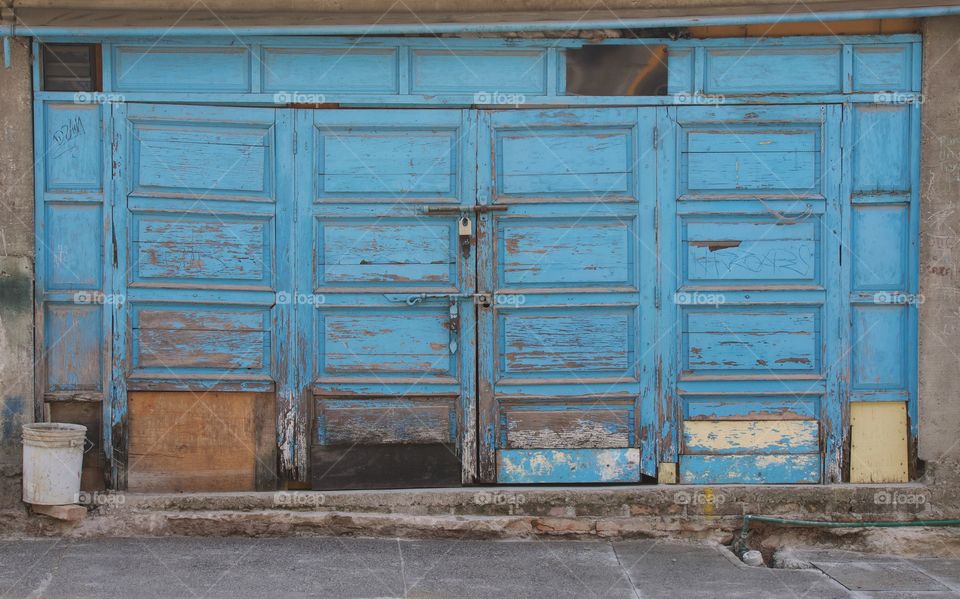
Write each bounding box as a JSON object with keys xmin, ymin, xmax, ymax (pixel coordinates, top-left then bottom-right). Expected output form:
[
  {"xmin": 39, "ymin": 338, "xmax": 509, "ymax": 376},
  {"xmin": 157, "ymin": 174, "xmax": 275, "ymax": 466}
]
[{"xmin": 22, "ymin": 423, "xmax": 87, "ymax": 505}]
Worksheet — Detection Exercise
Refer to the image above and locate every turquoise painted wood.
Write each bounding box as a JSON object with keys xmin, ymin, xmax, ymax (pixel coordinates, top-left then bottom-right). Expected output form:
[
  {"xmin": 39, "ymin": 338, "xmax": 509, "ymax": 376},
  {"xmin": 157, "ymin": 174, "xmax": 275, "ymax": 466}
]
[
  {"xmin": 703, "ymin": 46, "xmax": 844, "ymax": 94},
  {"xmin": 32, "ymin": 35, "xmax": 920, "ymax": 106},
  {"xmin": 664, "ymin": 104, "xmax": 845, "ymax": 484},
  {"xmin": 498, "ymin": 449, "xmax": 641, "ymax": 484},
  {"xmin": 116, "ymin": 104, "xmax": 283, "ymax": 388},
  {"xmin": 683, "ymin": 395, "xmax": 820, "ymax": 421},
  {"xmin": 109, "ymin": 103, "xmax": 293, "ymax": 485},
  {"xmin": 843, "ymin": 102, "xmax": 920, "ymax": 420},
  {"xmin": 302, "ymin": 109, "xmax": 478, "ymax": 485},
  {"xmin": 682, "ymin": 215, "xmax": 821, "ymax": 286},
  {"xmin": 477, "ymin": 108, "xmax": 659, "ymax": 484},
  {"xmin": 32, "ymin": 34, "xmax": 921, "ymax": 488},
  {"xmin": 261, "ymin": 47, "xmax": 400, "ymax": 94},
  {"xmin": 680, "ymin": 455, "xmax": 822, "ymax": 484}
]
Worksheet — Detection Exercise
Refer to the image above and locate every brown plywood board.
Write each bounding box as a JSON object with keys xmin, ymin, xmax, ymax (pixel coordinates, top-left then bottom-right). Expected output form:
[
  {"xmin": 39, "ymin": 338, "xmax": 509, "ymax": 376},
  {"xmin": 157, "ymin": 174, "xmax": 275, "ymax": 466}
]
[{"xmin": 128, "ymin": 391, "xmax": 275, "ymax": 492}]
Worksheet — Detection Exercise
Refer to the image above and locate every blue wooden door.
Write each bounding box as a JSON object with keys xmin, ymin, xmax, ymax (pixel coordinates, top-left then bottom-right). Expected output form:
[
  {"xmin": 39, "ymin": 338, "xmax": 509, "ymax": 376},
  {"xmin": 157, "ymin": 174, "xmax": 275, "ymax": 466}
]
[
  {"xmin": 109, "ymin": 103, "xmax": 844, "ymax": 488},
  {"xmin": 111, "ymin": 103, "xmax": 294, "ymax": 486},
  {"xmin": 301, "ymin": 110, "xmax": 478, "ymax": 488},
  {"xmin": 476, "ymin": 108, "xmax": 660, "ymax": 483},
  {"xmin": 660, "ymin": 105, "xmax": 843, "ymax": 485}
]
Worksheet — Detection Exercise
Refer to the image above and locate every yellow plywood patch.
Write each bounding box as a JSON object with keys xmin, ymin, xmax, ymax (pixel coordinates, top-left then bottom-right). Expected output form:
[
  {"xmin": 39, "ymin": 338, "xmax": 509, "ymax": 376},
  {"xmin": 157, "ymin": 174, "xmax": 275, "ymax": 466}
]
[
  {"xmin": 850, "ymin": 402, "xmax": 908, "ymax": 483},
  {"xmin": 658, "ymin": 462, "xmax": 677, "ymax": 484}
]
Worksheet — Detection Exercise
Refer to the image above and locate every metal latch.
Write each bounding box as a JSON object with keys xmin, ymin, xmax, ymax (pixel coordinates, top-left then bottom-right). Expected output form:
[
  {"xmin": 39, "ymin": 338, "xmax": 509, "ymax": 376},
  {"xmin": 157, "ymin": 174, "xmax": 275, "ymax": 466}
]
[
  {"xmin": 384, "ymin": 293, "xmax": 491, "ymax": 307},
  {"xmin": 421, "ymin": 205, "xmax": 509, "ymax": 215},
  {"xmin": 447, "ymin": 302, "xmax": 459, "ymax": 354},
  {"xmin": 457, "ymin": 215, "xmax": 472, "ymax": 258}
]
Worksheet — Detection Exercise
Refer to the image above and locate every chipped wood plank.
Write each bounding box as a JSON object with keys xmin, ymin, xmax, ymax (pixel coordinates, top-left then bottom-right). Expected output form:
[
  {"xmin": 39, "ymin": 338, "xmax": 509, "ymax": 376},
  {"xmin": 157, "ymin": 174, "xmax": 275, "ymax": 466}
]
[
  {"xmin": 680, "ymin": 454, "xmax": 821, "ymax": 484},
  {"xmin": 497, "ymin": 448, "xmax": 641, "ymax": 483},
  {"xmin": 684, "ymin": 396, "xmax": 819, "ymax": 421},
  {"xmin": 317, "ymin": 398, "xmax": 455, "ymax": 445},
  {"xmin": 502, "ymin": 407, "xmax": 631, "ymax": 449},
  {"xmin": 683, "ymin": 420, "xmax": 819, "ymax": 454}
]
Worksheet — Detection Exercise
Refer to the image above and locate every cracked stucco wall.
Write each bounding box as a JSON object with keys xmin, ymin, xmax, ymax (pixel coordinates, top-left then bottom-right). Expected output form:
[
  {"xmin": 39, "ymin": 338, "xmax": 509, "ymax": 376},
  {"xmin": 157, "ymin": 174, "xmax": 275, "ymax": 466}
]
[
  {"xmin": 0, "ymin": 36, "xmax": 35, "ymax": 507},
  {"xmin": 919, "ymin": 16, "xmax": 960, "ymax": 483}
]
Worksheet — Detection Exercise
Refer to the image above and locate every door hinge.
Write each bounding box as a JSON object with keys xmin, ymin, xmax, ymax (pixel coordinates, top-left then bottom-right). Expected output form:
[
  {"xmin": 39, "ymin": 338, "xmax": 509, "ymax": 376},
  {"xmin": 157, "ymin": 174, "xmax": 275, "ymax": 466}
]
[
  {"xmin": 293, "ymin": 130, "xmax": 298, "ymax": 155},
  {"xmin": 653, "ymin": 126, "xmax": 659, "ymax": 150}
]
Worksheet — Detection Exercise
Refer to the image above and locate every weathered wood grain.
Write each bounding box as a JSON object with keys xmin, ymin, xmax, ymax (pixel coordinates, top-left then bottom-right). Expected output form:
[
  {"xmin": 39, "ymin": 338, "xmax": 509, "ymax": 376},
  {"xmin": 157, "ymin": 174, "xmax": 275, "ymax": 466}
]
[
  {"xmin": 683, "ymin": 420, "xmax": 819, "ymax": 455},
  {"xmin": 127, "ymin": 391, "xmax": 274, "ymax": 492}
]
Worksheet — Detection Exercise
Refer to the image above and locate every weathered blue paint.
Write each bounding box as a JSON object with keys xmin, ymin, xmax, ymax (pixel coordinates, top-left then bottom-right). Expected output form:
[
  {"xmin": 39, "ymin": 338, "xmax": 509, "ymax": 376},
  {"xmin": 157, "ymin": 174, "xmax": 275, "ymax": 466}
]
[
  {"xmin": 703, "ymin": 46, "xmax": 845, "ymax": 94},
  {"xmin": 498, "ymin": 449, "xmax": 641, "ymax": 484},
  {"xmin": 303, "ymin": 109, "xmax": 478, "ymax": 483},
  {"xmin": 317, "ymin": 399, "xmax": 457, "ymax": 445},
  {"xmin": 663, "ymin": 104, "xmax": 845, "ymax": 484},
  {"xmin": 29, "ymin": 91, "xmax": 923, "ymax": 107},
  {"xmin": 112, "ymin": 46, "xmax": 252, "ymax": 92},
  {"xmin": 684, "ymin": 308, "xmax": 822, "ymax": 375},
  {"xmin": 0, "ymin": 397, "xmax": 23, "ymax": 441},
  {"xmin": 680, "ymin": 454, "xmax": 822, "ymax": 484},
  {"xmin": 842, "ymin": 101, "xmax": 920, "ymax": 437},
  {"xmin": 682, "ymin": 215, "xmax": 821, "ymax": 286},
  {"xmin": 683, "ymin": 395, "xmax": 820, "ymax": 421},
  {"xmin": 477, "ymin": 108, "xmax": 658, "ymax": 483},
  {"xmin": 33, "ymin": 80, "xmax": 116, "ymax": 476},
  {"xmin": 28, "ymin": 36, "xmax": 921, "ymax": 107},
  {"xmin": 31, "ymin": 34, "xmax": 921, "ymax": 487}
]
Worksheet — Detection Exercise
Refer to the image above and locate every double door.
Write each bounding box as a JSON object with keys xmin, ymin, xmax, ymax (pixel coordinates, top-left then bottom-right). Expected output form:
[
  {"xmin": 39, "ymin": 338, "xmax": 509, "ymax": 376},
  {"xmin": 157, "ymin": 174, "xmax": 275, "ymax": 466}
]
[
  {"xmin": 113, "ymin": 103, "xmax": 663, "ymax": 487},
  {"xmin": 306, "ymin": 108, "xmax": 660, "ymax": 487}
]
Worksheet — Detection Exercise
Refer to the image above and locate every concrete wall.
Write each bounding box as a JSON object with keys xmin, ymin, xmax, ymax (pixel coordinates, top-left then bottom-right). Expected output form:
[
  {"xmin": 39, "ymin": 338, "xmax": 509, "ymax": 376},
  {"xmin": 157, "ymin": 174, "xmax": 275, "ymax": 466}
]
[
  {"xmin": 918, "ymin": 16, "xmax": 960, "ymax": 482},
  {"xmin": 0, "ymin": 37, "xmax": 34, "ymax": 508}
]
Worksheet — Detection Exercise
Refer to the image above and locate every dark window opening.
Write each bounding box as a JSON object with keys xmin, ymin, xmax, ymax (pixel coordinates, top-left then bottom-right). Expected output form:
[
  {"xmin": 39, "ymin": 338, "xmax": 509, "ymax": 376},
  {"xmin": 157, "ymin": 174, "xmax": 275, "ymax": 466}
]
[
  {"xmin": 41, "ymin": 43, "xmax": 101, "ymax": 92},
  {"xmin": 565, "ymin": 45, "xmax": 669, "ymax": 96}
]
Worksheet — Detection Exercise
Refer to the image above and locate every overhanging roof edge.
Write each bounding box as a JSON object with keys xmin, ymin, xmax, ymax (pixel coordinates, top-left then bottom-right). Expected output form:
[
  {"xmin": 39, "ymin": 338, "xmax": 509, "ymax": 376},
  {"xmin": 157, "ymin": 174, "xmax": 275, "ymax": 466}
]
[{"xmin": 5, "ymin": 2, "xmax": 960, "ymax": 37}]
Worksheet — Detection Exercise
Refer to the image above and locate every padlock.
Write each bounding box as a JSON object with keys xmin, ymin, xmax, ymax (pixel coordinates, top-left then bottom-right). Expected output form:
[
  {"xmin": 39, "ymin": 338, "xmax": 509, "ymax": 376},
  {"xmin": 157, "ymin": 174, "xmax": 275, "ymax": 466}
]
[{"xmin": 458, "ymin": 215, "xmax": 473, "ymax": 236}]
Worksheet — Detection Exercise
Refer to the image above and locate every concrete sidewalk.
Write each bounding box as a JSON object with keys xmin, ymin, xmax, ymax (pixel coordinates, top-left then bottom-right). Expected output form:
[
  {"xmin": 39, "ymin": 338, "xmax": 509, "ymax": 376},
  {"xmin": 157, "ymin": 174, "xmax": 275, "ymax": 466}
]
[{"xmin": 0, "ymin": 537, "xmax": 958, "ymax": 598}]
